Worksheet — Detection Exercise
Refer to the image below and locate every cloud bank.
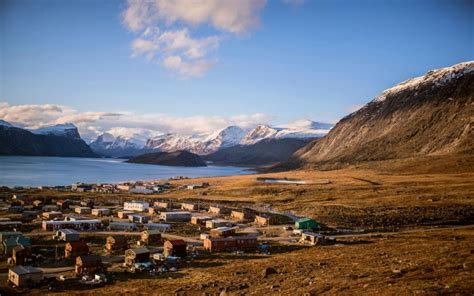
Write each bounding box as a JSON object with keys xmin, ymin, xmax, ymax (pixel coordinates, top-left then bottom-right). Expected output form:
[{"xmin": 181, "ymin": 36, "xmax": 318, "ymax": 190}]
[
  {"xmin": 0, "ymin": 102, "xmax": 273, "ymax": 142},
  {"xmin": 122, "ymin": 0, "xmax": 267, "ymax": 77}
]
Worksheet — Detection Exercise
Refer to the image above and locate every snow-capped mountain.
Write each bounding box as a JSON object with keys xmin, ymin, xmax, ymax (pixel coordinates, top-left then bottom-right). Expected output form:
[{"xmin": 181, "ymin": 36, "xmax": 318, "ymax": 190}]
[
  {"xmin": 30, "ymin": 123, "xmax": 81, "ymax": 139},
  {"xmin": 89, "ymin": 132, "xmax": 148, "ymax": 158},
  {"xmin": 92, "ymin": 119, "xmax": 333, "ymax": 157}
]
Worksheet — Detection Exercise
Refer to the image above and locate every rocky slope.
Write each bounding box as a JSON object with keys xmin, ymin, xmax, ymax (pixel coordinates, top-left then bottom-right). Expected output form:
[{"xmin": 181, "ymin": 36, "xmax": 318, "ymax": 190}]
[
  {"xmin": 204, "ymin": 138, "xmax": 314, "ymax": 166},
  {"xmin": 0, "ymin": 122, "xmax": 96, "ymax": 157},
  {"xmin": 283, "ymin": 61, "xmax": 474, "ymax": 169},
  {"xmin": 126, "ymin": 150, "xmax": 207, "ymax": 167},
  {"xmin": 89, "ymin": 133, "xmax": 147, "ymax": 158}
]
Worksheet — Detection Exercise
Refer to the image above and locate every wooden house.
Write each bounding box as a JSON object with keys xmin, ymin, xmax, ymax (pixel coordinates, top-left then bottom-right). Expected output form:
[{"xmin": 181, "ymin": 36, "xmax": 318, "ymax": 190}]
[
  {"xmin": 75, "ymin": 255, "xmax": 103, "ymax": 276},
  {"xmin": 105, "ymin": 235, "xmax": 128, "ymax": 252},
  {"xmin": 8, "ymin": 266, "xmax": 43, "ymax": 287},
  {"xmin": 140, "ymin": 230, "xmax": 161, "ymax": 245},
  {"xmin": 163, "ymin": 240, "xmax": 186, "ymax": 258},
  {"xmin": 65, "ymin": 240, "xmax": 89, "ymax": 259},
  {"xmin": 124, "ymin": 247, "xmax": 150, "ymax": 266}
]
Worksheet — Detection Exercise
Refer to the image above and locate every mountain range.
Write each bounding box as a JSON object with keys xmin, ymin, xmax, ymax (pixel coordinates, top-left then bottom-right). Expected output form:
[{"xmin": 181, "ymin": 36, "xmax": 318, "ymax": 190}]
[
  {"xmin": 278, "ymin": 61, "xmax": 474, "ymax": 170},
  {"xmin": 89, "ymin": 119, "xmax": 333, "ymax": 158}
]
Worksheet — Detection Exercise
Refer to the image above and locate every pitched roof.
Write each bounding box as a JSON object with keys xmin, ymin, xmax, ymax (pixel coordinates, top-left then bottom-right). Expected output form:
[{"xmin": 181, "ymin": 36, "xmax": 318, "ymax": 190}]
[
  {"xmin": 166, "ymin": 239, "xmax": 186, "ymax": 246},
  {"xmin": 128, "ymin": 247, "xmax": 149, "ymax": 255}
]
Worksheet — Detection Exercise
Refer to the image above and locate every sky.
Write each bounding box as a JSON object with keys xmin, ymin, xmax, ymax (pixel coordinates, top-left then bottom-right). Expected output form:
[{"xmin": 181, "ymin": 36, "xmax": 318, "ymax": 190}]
[{"xmin": 0, "ymin": 0, "xmax": 473, "ymax": 141}]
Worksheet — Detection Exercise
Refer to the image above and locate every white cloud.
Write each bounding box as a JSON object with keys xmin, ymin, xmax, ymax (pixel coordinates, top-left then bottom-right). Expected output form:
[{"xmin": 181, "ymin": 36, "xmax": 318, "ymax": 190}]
[
  {"xmin": 0, "ymin": 102, "xmax": 273, "ymax": 142},
  {"xmin": 122, "ymin": 0, "xmax": 267, "ymax": 77}
]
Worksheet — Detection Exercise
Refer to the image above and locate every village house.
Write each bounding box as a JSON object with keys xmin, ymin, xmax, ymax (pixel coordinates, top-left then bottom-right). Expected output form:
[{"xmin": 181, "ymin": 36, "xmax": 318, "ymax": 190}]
[
  {"xmin": 230, "ymin": 210, "xmax": 255, "ymax": 221},
  {"xmin": 105, "ymin": 235, "xmax": 128, "ymax": 252},
  {"xmin": 75, "ymin": 255, "xmax": 103, "ymax": 276},
  {"xmin": 124, "ymin": 201, "xmax": 149, "ymax": 212},
  {"xmin": 21, "ymin": 210, "xmax": 38, "ymax": 220},
  {"xmin": 80, "ymin": 199, "xmax": 94, "ymax": 208},
  {"xmin": 116, "ymin": 184, "xmax": 131, "ymax": 191},
  {"xmin": 145, "ymin": 222, "xmax": 171, "ymax": 232},
  {"xmin": 125, "ymin": 247, "xmax": 150, "ymax": 266},
  {"xmin": 208, "ymin": 206, "xmax": 229, "ymax": 215},
  {"xmin": 55, "ymin": 229, "xmax": 80, "ymax": 242},
  {"xmin": 42, "ymin": 205, "xmax": 59, "ymax": 212},
  {"xmin": 206, "ymin": 219, "xmax": 232, "ymax": 229},
  {"xmin": 7, "ymin": 206, "xmax": 24, "ymax": 213},
  {"xmin": 164, "ymin": 240, "xmax": 187, "ymax": 258},
  {"xmin": 210, "ymin": 226, "xmax": 237, "ymax": 238},
  {"xmin": 117, "ymin": 210, "xmax": 134, "ymax": 219},
  {"xmin": 141, "ymin": 230, "xmax": 161, "ymax": 245},
  {"xmin": 148, "ymin": 206, "xmax": 161, "ymax": 215},
  {"xmin": 0, "ymin": 231, "xmax": 23, "ymax": 245},
  {"xmin": 3, "ymin": 235, "xmax": 31, "ymax": 255},
  {"xmin": 32, "ymin": 200, "xmax": 43, "ymax": 208},
  {"xmin": 160, "ymin": 211, "xmax": 191, "ymax": 222},
  {"xmin": 65, "ymin": 240, "xmax": 89, "ymax": 259},
  {"xmin": 109, "ymin": 221, "xmax": 136, "ymax": 231},
  {"xmin": 181, "ymin": 202, "xmax": 197, "ymax": 211},
  {"xmin": 154, "ymin": 201, "xmax": 170, "ymax": 209},
  {"xmin": 129, "ymin": 214, "xmax": 149, "ymax": 224},
  {"xmin": 56, "ymin": 199, "xmax": 72, "ymax": 210},
  {"xmin": 42, "ymin": 211, "xmax": 63, "ymax": 220},
  {"xmin": 42, "ymin": 219, "xmax": 101, "ymax": 231},
  {"xmin": 191, "ymin": 216, "xmax": 213, "ymax": 225},
  {"xmin": 74, "ymin": 207, "xmax": 91, "ymax": 215},
  {"xmin": 130, "ymin": 185, "xmax": 153, "ymax": 194},
  {"xmin": 11, "ymin": 245, "xmax": 31, "ymax": 266},
  {"xmin": 91, "ymin": 208, "xmax": 110, "ymax": 217},
  {"xmin": 8, "ymin": 266, "xmax": 43, "ymax": 288},
  {"xmin": 204, "ymin": 236, "xmax": 258, "ymax": 252},
  {"xmin": 254, "ymin": 215, "xmax": 271, "ymax": 225}
]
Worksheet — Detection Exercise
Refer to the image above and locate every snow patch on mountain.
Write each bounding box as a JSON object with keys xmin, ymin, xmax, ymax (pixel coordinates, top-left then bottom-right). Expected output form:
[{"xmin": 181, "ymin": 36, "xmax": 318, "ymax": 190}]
[
  {"xmin": 30, "ymin": 123, "xmax": 81, "ymax": 139},
  {"xmin": 0, "ymin": 119, "xmax": 14, "ymax": 128},
  {"xmin": 372, "ymin": 61, "xmax": 474, "ymax": 103}
]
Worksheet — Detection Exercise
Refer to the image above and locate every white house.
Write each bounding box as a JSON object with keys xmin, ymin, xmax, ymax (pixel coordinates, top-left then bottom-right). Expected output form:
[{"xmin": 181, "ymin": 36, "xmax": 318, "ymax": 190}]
[{"xmin": 124, "ymin": 201, "xmax": 149, "ymax": 212}]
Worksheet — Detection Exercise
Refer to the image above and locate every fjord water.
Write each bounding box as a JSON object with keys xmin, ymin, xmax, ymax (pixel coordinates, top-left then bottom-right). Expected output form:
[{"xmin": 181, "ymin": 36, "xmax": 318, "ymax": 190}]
[{"xmin": 0, "ymin": 156, "xmax": 251, "ymax": 187}]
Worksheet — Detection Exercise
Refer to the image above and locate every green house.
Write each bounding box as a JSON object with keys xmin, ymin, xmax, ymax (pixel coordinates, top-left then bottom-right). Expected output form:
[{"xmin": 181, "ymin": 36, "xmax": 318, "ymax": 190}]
[{"xmin": 295, "ymin": 218, "xmax": 318, "ymax": 230}]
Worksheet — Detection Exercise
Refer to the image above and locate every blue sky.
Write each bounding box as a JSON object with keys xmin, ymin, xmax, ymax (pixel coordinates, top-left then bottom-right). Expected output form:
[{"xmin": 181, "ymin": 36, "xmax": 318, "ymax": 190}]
[{"xmin": 0, "ymin": 0, "xmax": 472, "ymax": 138}]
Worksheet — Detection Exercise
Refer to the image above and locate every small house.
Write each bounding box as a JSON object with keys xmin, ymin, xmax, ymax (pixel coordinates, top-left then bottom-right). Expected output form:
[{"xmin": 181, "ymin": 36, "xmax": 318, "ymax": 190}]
[
  {"xmin": 154, "ymin": 201, "xmax": 169, "ymax": 209},
  {"xmin": 42, "ymin": 211, "xmax": 63, "ymax": 220},
  {"xmin": 203, "ymin": 237, "xmax": 236, "ymax": 252},
  {"xmin": 208, "ymin": 206, "xmax": 229, "ymax": 215},
  {"xmin": 4, "ymin": 236, "xmax": 31, "ymax": 255},
  {"xmin": 141, "ymin": 230, "xmax": 161, "ymax": 245},
  {"xmin": 181, "ymin": 202, "xmax": 197, "ymax": 211},
  {"xmin": 125, "ymin": 247, "xmax": 150, "ymax": 266},
  {"xmin": 129, "ymin": 214, "xmax": 149, "ymax": 224},
  {"xmin": 210, "ymin": 226, "xmax": 236, "ymax": 238},
  {"xmin": 32, "ymin": 200, "xmax": 43, "ymax": 208},
  {"xmin": 148, "ymin": 207, "xmax": 161, "ymax": 215},
  {"xmin": 91, "ymin": 208, "xmax": 110, "ymax": 217},
  {"xmin": 21, "ymin": 211, "xmax": 38, "ymax": 220},
  {"xmin": 117, "ymin": 210, "xmax": 134, "ymax": 219},
  {"xmin": 230, "ymin": 210, "xmax": 254, "ymax": 221},
  {"xmin": 191, "ymin": 216, "xmax": 212, "ymax": 225},
  {"xmin": 12, "ymin": 245, "xmax": 31, "ymax": 265},
  {"xmin": 8, "ymin": 266, "xmax": 43, "ymax": 287},
  {"xmin": 145, "ymin": 222, "xmax": 171, "ymax": 232},
  {"xmin": 254, "ymin": 215, "xmax": 271, "ymax": 225},
  {"xmin": 124, "ymin": 201, "xmax": 149, "ymax": 212},
  {"xmin": 109, "ymin": 221, "xmax": 136, "ymax": 231},
  {"xmin": 56, "ymin": 199, "xmax": 72, "ymax": 210},
  {"xmin": 105, "ymin": 235, "xmax": 128, "ymax": 252},
  {"xmin": 75, "ymin": 255, "xmax": 103, "ymax": 276},
  {"xmin": 74, "ymin": 207, "xmax": 91, "ymax": 215},
  {"xmin": 163, "ymin": 240, "xmax": 186, "ymax": 258},
  {"xmin": 160, "ymin": 211, "xmax": 191, "ymax": 222},
  {"xmin": 206, "ymin": 219, "xmax": 231, "ymax": 229},
  {"xmin": 295, "ymin": 218, "xmax": 318, "ymax": 230},
  {"xmin": 42, "ymin": 205, "xmax": 59, "ymax": 212},
  {"xmin": 80, "ymin": 199, "xmax": 94, "ymax": 208},
  {"xmin": 65, "ymin": 240, "xmax": 89, "ymax": 259},
  {"xmin": 55, "ymin": 229, "xmax": 80, "ymax": 242}
]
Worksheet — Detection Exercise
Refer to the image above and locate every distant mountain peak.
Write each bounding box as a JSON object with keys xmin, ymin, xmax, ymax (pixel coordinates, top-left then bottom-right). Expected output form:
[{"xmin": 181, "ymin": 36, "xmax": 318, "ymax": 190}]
[{"xmin": 0, "ymin": 119, "xmax": 14, "ymax": 128}]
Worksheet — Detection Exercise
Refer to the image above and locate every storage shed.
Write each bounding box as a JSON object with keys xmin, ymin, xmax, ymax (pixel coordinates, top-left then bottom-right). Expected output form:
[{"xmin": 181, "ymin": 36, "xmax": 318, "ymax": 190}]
[
  {"xmin": 8, "ymin": 266, "xmax": 43, "ymax": 287},
  {"xmin": 91, "ymin": 208, "xmax": 110, "ymax": 217},
  {"xmin": 164, "ymin": 240, "xmax": 186, "ymax": 258}
]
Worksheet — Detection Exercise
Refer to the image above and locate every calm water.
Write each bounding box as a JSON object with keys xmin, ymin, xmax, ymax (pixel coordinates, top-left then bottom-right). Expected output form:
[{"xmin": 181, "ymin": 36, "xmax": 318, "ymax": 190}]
[{"xmin": 0, "ymin": 156, "xmax": 252, "ymax": 187}]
